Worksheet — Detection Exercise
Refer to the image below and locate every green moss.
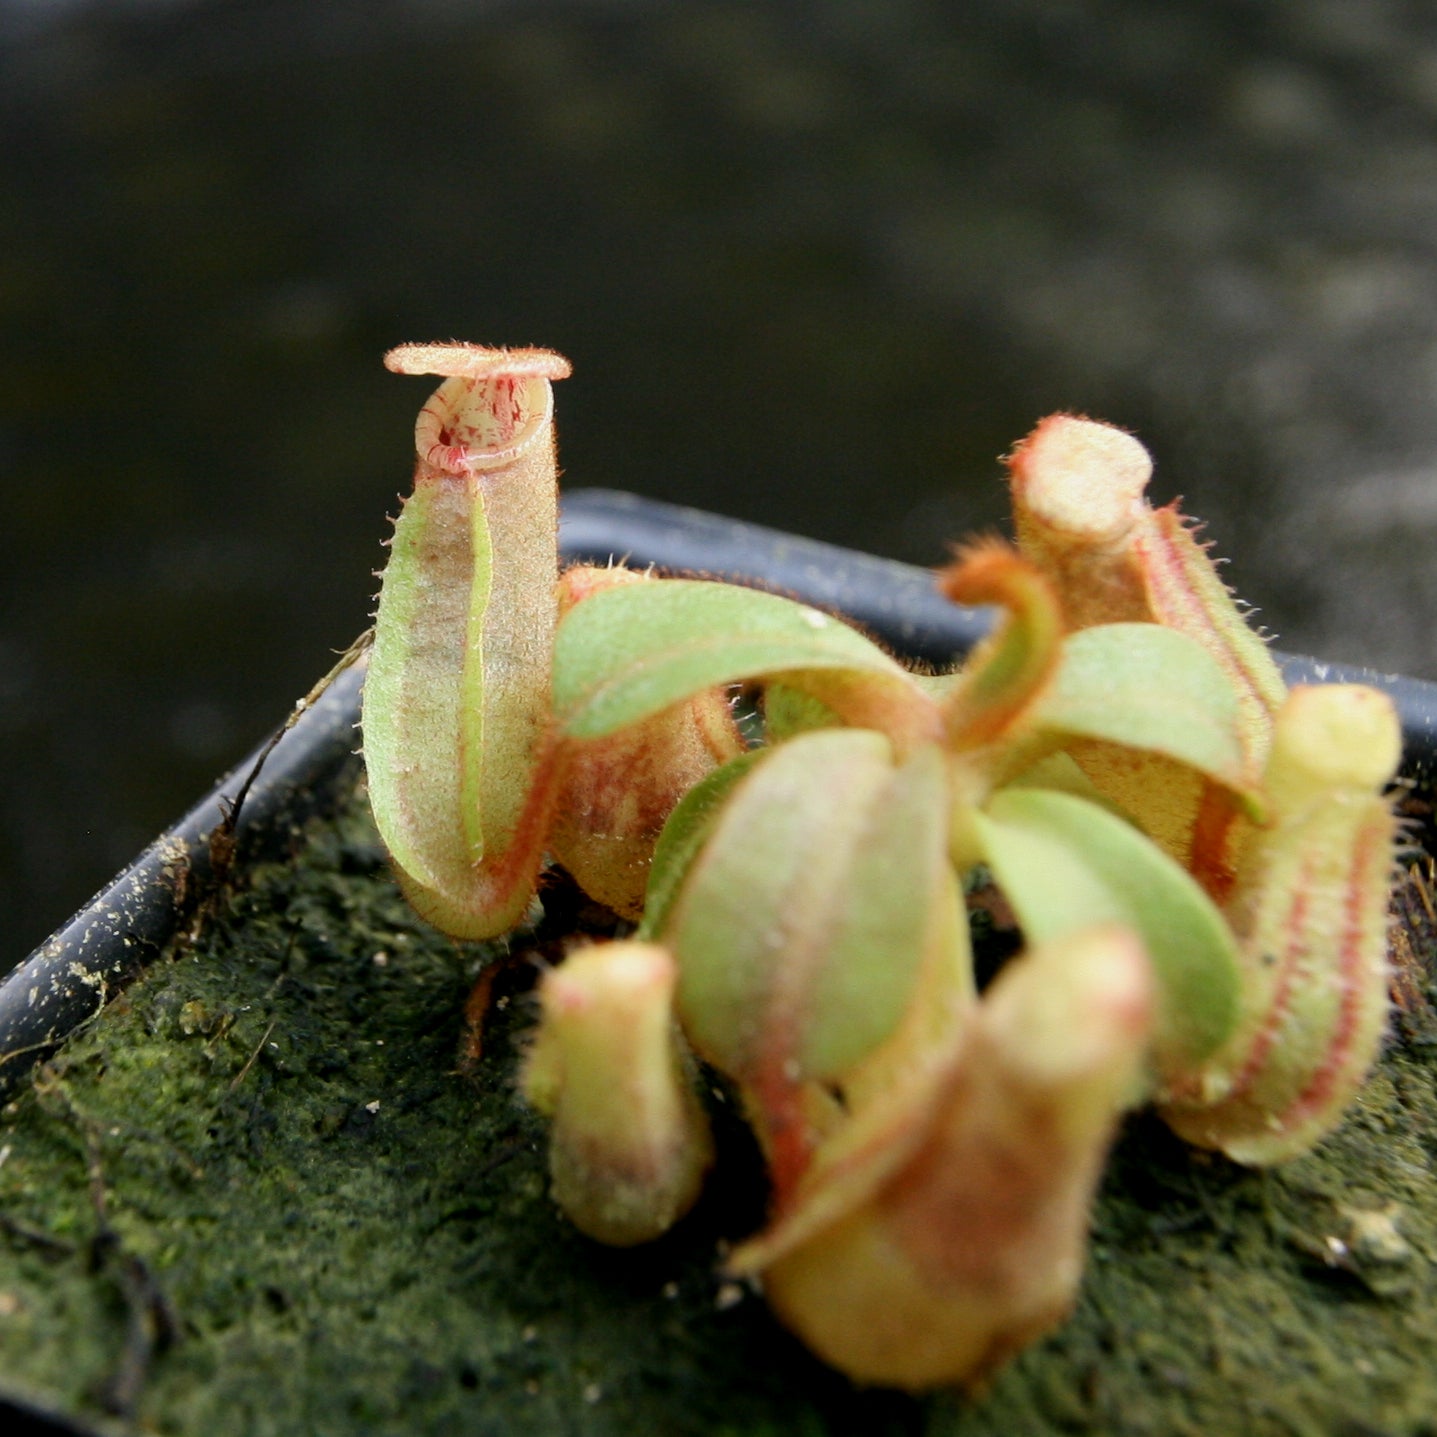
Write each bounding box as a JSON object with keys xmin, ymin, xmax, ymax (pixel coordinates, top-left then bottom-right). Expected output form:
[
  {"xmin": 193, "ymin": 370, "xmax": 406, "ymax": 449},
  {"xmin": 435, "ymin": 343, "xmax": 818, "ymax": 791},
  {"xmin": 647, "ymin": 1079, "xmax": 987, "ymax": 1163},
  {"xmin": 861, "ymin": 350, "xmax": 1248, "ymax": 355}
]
[{"xmin": 1, "ymin": 776, "xmax": 1436, "ymax": 1435}]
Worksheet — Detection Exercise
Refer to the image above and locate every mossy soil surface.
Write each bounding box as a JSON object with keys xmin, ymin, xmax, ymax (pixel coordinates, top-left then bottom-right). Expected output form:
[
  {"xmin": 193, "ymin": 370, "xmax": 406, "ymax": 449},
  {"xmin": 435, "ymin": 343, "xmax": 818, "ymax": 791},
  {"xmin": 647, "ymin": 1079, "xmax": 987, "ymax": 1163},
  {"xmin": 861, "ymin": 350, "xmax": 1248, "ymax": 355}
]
[{"xmin": 2, "ymin": 774, "xmax": 1436, "ymax": 1437}]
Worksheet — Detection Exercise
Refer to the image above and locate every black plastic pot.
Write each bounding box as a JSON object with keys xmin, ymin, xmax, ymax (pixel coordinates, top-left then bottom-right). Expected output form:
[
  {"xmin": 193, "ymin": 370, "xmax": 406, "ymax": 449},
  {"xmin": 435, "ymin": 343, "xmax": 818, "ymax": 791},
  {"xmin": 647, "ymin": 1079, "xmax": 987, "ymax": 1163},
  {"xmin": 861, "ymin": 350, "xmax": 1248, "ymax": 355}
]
[{"xmin": 2, "ymin": 492, "xmax": 1436, "ymax": 1435}]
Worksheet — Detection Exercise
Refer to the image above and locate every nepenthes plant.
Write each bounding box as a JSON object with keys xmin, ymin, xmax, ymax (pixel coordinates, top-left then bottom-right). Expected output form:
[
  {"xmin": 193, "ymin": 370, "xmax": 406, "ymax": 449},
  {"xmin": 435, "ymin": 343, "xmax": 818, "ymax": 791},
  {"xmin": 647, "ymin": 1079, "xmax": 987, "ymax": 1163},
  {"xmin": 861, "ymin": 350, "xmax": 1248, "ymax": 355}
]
[{"xmin": 363, "ymin": 343, "xmax": 1400, "ymax": 1391}]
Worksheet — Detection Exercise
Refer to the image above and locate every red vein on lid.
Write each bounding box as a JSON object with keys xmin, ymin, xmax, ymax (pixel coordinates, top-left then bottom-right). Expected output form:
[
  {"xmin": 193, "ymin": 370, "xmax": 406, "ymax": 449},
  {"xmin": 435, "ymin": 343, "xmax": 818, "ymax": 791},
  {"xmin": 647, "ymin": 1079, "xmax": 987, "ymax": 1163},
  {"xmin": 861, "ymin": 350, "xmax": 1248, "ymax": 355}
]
[{"xmin": 495, "ymin": 375, "xmax": 521, "ymax": 440}]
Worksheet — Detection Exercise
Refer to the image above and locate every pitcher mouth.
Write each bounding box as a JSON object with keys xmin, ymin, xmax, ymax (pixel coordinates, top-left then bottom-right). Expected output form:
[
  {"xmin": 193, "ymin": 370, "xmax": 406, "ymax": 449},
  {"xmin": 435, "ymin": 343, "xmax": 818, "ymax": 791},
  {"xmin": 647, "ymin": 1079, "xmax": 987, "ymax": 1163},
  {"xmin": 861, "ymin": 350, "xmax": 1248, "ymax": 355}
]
[{"xmin": 387, "ymin": 344, "xmax": 573, "ymax": 474}]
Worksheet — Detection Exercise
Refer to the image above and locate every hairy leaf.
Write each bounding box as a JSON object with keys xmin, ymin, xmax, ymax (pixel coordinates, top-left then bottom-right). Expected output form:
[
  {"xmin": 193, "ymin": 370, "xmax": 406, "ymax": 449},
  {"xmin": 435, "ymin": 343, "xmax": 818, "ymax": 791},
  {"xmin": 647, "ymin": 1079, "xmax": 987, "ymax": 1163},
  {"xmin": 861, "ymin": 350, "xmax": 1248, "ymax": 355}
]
[
  {"xmin": 665, "ymin": 731, "xmax": 955, "ymax": 1086},
  {"xmin": 552, "ymin": 580, "xmax": 934, "ymax": 743},
  {"xmin": 1033, "ymin": 623, "xmax": 1258, "ymax": 797}
]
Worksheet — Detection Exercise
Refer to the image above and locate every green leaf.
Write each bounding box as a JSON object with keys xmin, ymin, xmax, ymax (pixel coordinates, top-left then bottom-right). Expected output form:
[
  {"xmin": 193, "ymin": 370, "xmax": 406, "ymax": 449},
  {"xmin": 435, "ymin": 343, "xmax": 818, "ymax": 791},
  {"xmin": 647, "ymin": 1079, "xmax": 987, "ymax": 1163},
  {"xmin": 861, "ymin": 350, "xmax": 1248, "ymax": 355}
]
[
  {"xmin": 1033, "ymin": 624, "xmax": 1256, "ymax": 793},
  {"xmin": 552, "ymin": 580, "xmax": 926, "ymax": 741},
  {"xmin": 637, "ymin": 749, "xmax": 765, "ymax": 941},
  {"xmin": 799, "ymin": 743, "xmax": 961, "ymax": 1079},
  {"xmin": 972, "ymin": 786, "xmax": 1239, "ymax": 1078},
  {"xmin": 665, "ymin": 731, "xmax": 956, "ymax": 1084}
]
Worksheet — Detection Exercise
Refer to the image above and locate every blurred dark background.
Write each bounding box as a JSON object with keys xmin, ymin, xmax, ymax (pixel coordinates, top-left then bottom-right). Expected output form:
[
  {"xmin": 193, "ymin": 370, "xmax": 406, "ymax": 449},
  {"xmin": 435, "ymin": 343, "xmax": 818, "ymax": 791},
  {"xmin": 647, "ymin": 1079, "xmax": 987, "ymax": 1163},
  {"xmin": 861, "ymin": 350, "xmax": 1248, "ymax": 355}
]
[{"xmin": 4, "ymin": 0, "xmax": 1437, "ymax": 962}]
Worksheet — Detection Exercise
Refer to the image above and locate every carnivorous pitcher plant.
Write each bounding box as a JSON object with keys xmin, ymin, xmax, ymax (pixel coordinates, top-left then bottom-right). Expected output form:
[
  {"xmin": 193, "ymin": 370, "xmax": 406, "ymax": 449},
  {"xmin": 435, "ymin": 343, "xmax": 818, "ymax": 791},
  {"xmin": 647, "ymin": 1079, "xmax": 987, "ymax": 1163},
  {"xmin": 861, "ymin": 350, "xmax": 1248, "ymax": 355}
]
[{"xmin": 363, "ymin": 344, "xmax": 1400, "ymax": 1391}]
